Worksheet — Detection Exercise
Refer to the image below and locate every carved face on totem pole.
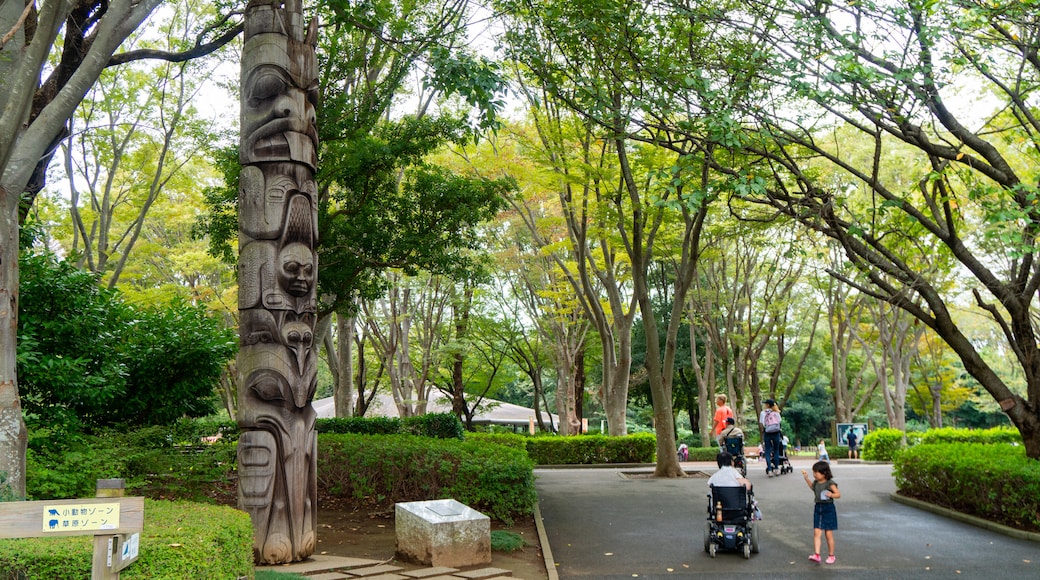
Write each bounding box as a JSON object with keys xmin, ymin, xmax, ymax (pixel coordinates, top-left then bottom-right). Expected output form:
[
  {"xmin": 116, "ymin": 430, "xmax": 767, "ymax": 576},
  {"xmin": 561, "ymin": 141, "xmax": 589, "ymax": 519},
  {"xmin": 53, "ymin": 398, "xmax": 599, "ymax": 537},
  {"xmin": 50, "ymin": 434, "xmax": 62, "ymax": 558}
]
[{"xmin": 237, "ymin": 0, "xmax": 320, "ymax": 566}]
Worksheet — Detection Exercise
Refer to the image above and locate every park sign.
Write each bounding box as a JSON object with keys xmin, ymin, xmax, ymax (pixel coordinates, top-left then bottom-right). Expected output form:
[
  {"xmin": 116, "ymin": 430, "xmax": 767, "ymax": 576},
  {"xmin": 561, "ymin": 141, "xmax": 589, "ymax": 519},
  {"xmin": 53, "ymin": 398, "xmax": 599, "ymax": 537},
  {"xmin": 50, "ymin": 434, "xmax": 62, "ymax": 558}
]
[
  {"xmin": 0, "ymin": 497, "xmax": 142, "ymax": 539},
  {"xmin": 0, "ymin": 495, "xmax": 143, "ymax": 578}
]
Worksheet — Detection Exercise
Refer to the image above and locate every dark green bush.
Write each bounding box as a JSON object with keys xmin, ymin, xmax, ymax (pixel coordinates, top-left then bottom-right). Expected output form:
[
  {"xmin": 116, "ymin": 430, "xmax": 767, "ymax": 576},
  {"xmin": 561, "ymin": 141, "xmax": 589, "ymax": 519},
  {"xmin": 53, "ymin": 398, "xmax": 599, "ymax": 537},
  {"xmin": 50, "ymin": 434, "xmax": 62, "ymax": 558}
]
[
  {"xmin": 402, "ymin": 413, "xmax": 465, "ymax": 439},
  {"xmin": 316, "ymin": 413, "xmax": 464, "ymax": 439},
  {"xmin": 317, "ymin": 416, "xmax": 403, "ymax": 435},
  {"xmin": 317, "ymin": 433, "xmax": 535, "ymax": 524},
  {"xmin": 523, "ymin": 433, "xmax": 656, "ymax": 465},
  {"xmin": 0, "ymin": 500, "xmax": 253, "ymax": 579},
  {"xmin": 26, "ymin": 426, "xmax": 237, "ymax": 504},
  {"xmin": 894, "ymin": 443, "xmax": 1040, "ymax": 532},
  {"xmin": 861, "ymin": 428, "xmax": 905, "ymax": 461}
]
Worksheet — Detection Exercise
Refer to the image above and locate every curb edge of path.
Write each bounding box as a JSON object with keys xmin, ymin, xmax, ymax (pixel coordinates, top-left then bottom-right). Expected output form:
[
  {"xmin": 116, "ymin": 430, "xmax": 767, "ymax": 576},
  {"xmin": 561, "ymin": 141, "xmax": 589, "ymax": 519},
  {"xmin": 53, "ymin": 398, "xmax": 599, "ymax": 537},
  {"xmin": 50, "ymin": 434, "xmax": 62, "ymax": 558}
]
[
  {"xmin": 534, "ymin": 500, "xmax": 560, "ymax": 580},
  {"xmin": 890, "ymin": 493, "xmax": 1040, "ymax": 544}
]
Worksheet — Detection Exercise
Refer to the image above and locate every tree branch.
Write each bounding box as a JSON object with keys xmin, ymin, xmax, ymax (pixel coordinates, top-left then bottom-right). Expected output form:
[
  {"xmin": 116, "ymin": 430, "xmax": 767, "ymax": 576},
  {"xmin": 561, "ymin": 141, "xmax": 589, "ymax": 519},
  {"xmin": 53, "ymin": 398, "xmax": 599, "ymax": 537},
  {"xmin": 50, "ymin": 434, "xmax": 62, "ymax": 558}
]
[{"xmin": 107, "ymin": 22, "xmax": 243, "ymax": 66}]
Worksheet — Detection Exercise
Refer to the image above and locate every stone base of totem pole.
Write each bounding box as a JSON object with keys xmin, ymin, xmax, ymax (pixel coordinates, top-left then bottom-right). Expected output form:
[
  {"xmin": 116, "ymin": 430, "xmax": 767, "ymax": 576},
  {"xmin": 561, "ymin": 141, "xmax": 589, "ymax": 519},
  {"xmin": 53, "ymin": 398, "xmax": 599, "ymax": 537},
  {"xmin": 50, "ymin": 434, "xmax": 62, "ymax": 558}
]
[{"xmin": 395, "ymin": 499, "xmax": 491, "ymax": 567}]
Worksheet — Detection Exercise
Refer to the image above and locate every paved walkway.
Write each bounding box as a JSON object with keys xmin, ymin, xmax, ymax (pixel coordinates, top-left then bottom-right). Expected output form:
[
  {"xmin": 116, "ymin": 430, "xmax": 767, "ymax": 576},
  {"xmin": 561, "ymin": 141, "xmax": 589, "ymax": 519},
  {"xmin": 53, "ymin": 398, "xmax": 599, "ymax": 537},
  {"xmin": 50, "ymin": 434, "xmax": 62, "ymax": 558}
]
[
  {"xmin": 534, "ymin": 458, "xmax": 1039, "ymax": 579},
  {"xmin": 257, "ymin": 555, "xmax": 516, "ymax": 579}
]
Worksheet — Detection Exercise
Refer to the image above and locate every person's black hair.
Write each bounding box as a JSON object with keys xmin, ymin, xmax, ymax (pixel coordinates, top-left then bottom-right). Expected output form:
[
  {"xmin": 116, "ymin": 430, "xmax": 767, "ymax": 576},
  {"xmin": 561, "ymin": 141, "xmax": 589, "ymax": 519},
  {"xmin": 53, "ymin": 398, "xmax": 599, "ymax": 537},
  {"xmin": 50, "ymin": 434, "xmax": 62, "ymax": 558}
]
[
  {"xmin": 812, "ymin": 460, "xmax": 834, "ymax": 480},
  {"xmin": 716, "ymin": 451, "xmax": 734, "ymax": 468},
  {"xmin": 764, "ymin": 398, "xmax": 776, "ymax": 407},
  {"xmin": 726, "ymin": 417, "xmax": 735, "ymax": 425}
]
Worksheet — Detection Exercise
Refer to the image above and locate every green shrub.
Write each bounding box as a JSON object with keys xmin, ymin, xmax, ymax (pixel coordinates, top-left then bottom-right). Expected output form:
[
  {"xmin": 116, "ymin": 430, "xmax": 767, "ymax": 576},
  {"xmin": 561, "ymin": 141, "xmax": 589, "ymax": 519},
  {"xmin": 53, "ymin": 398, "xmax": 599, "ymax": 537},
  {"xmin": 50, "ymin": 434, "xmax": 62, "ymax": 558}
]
[
  {"xmin": 894, "ymin": 443, "xmax": 1040, "ymax": 532},
  {"xmin": 0, "ymin": 500, "xmax": 253, "ymax": 579},
  {"xmin": 316, "ymin": 413, "xmax": 464, "ymax": 439},
  {"xmin": 490, "ymin": 530, "xmax": 526, "ymax": 552},
  {"xmin": 523, "ymin": 433, "xmax": 656, "ymax": 465},
  {"xmin": 861, "ymin": 428, "xmax": 905, "ymax": 461},
  {"xmin": 688, "ymin": 446, "xmax": 721, "ymax": 461},
  {"xmin": 402, "ymin": 413, "xmax": 465, "ymax": 439},
  {"xmin": 26, "ymin": 427, "xmax": 237, "ymax": 504},
  {"xmin": 317, "ymin": 433, "xmax": 535, "ymax": 524},
  {"xmin": 317, "ymin": 416, "xmax": 402, "ymax": 435},
  {"xmin": 920, "ymin": 426, "xmax": 1022, "ymax": 445},
  {"xmin": 465, "ymin": 432, "xmax": 530, "ymax": 452}
]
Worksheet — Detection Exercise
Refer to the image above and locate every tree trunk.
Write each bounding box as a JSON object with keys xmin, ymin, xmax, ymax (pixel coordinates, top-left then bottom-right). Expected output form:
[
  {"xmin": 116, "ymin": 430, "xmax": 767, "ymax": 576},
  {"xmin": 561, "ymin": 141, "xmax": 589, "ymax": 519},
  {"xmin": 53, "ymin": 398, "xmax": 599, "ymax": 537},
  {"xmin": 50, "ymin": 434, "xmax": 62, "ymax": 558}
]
[{"xmin": 334, "ymin": 312, "xmax": 356, "ymax": 417}]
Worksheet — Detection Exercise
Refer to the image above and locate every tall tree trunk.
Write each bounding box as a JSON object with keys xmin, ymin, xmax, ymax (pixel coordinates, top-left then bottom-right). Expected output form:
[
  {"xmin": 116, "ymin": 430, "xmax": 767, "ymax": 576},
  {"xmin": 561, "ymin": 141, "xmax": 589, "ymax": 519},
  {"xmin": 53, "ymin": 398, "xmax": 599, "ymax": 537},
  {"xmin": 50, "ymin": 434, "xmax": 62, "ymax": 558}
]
[{"xmin": 334, "ymin": 312, "xmax": 356, "ymax": 417}]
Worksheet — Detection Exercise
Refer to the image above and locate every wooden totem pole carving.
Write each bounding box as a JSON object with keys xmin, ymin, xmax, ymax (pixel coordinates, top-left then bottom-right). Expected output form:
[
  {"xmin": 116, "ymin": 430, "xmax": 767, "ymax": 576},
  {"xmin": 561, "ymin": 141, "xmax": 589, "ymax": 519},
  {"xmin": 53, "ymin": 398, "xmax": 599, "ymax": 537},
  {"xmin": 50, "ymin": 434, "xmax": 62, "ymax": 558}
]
[{"xmin": 237, "ymin": 0, "xmax": 319, "ymax": 565}]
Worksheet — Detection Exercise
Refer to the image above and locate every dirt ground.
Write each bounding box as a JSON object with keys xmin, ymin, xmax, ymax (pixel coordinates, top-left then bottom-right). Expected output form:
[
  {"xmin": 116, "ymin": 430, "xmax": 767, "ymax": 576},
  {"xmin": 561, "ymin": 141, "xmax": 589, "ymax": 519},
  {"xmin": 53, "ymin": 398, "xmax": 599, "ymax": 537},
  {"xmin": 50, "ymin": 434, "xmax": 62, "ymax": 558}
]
[{"xmin": 313, "ymin": 502, "xmax": 549, "ymax": 580}]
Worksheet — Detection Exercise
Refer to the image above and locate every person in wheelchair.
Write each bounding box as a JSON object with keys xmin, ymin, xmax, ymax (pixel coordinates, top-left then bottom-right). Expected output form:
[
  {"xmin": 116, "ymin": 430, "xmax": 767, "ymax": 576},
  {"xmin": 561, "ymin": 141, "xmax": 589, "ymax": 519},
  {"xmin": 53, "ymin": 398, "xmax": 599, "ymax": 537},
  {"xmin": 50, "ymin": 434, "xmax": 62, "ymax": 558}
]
[
  {"xmin": 718, "ymin": 418, "xmax": 748, "ymax": 477},
  {"xmin": 707, "ymin": 451, "xmax": 751, "ymax": 490},
  {"xmin": 705, "ymin": 452, "xmax": 758, "ymax": 558}
]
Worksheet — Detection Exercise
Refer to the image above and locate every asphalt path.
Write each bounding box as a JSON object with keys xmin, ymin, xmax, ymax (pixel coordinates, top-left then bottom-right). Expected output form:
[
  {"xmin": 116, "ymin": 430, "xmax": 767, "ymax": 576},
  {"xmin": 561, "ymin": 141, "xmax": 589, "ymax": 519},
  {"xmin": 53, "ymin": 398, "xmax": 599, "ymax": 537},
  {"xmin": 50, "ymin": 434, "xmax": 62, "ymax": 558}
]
[{"xmin": 534, "ymin": 457, "xmax": 1038, "ymax": 579}]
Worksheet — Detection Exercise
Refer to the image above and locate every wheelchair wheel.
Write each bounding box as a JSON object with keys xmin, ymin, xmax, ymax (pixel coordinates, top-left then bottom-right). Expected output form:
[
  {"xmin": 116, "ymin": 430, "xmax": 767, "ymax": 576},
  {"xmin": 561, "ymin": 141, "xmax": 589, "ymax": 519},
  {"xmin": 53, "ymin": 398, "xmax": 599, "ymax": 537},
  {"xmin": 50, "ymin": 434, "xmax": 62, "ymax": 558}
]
[
  {"xmin": 709, "ymin": 542, "xmax": 717, "ymax": 558},
  {"xmin": 743, "ymin": 542, "xmax": 751, "ymax": 559},
  {"xmin": 750, "ymin": 522, "xmax": 760, "ymax": 554},
  {"xmin": 703, "ymin": 523, "xmax": 711, "ymax": 553}
]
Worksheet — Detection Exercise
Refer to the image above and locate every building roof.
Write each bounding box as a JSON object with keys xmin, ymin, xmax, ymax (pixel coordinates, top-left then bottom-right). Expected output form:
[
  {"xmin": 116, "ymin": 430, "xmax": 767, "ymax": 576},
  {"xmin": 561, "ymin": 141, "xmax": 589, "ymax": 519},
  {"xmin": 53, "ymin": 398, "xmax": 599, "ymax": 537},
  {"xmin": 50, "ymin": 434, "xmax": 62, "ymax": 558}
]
[{"xmin": 312, "ymin": 392, "xmax": 559, "ymax": 428}]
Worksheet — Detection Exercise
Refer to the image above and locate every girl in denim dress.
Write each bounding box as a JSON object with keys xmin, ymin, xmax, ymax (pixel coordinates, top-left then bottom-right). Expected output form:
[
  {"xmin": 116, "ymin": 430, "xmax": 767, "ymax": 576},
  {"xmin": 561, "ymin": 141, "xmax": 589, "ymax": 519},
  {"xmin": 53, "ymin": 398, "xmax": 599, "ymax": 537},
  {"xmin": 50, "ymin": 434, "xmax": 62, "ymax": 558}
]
[{"xmin": 802, "ymin": 460, "xmax": 840, "ymax": 564}]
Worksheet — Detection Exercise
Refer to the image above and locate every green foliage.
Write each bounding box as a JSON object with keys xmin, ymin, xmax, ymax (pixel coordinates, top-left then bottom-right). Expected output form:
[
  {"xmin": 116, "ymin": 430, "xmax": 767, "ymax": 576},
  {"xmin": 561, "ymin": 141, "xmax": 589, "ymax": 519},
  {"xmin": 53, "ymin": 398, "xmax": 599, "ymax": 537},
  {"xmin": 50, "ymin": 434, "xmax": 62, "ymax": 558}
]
[
  {"xmin": 894, "ymin": 443, "xmax": 1040, "ymax": 532},
  {"xmin": 688, "ymin": 446, "xmax": 723, "ymax": 462},
  {"xmin": 317, "ymin": 433, "xmax": 536, "ymax": 524},
  {"xmin": 464, "ymin": 432, "xmax": 530, "ymax": 452},
  {"xmin": 861, "ymin": 428, "xmax": 906, "ymax": 462},
  {"xmin": 26, "ymin": 423, "xmax": 238, "ymax": 504},
  {"xmin": 490, "ymin": 530, "xmax": 527, "ymax": 553},
  {"xmin": 317, "ymin": 416, "xmax": 403, "ymax": 435},
  {"xmin": 401, "ymin": 413, "xmax": 465, "ymax": 440},
  {"xmin": 523, "ymin": 433, "xmax": 657, "ymax": 465},
  {"xmin": 316, "ymin": 413, "xmax": 464, "ymax": 439},
  {"xmin": 0, "ymin": 500, "xmax": 253, "ymax": 579},
  {"xmin": 920, "ymin": 426, "xmax": 1022, "ymax": 445},
  {"xmin": 17, "ymin": 251, "xmax": 236, "ymax": 431},
  {"xmin": 782, "ymin": 384, "xmax": 835, "ymax": 447}
]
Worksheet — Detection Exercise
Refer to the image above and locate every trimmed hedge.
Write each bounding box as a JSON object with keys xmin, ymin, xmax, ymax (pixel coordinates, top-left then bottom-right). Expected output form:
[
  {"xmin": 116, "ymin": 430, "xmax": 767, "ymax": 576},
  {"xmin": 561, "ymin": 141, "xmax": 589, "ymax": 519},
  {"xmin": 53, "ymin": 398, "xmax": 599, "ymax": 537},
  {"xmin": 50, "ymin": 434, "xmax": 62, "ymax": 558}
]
[
  {"xmin": 894, "ymin": 443, "xmax": 1040, "ymax": 532},
  {"xmin": 523, "ymin": 433, "xmax": 656, "ymax": 465},
  {"xmin": 919, "ymin": 426, "xmax": 1022, "ymax": 445},
  {"xmin": 0, "ymin": 499, "xmax": 253, "ymax": 579},
  {"xmin": 861, "ymin": 428, "xmax": 905, "ymax": 461},
  {"xmin": 464, "ymin": 432, "xmax": 530, "ymax": 452},
  {"xmin": 316, "ymin": 413, "xmax": 464, "ymax": 439},
  {"xmin": 317, "ymin": 433, "xmax": 535, "ymax": 524}
]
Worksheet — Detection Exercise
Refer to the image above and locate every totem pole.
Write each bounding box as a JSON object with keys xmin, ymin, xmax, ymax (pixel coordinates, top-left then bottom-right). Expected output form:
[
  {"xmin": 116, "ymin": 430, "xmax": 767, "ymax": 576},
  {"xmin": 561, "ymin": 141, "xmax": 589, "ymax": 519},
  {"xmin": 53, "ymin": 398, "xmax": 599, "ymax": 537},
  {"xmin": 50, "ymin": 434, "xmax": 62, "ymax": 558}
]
[{"xmin": 237, "ymin": 0, "xmax": 319, "ymax": 565}]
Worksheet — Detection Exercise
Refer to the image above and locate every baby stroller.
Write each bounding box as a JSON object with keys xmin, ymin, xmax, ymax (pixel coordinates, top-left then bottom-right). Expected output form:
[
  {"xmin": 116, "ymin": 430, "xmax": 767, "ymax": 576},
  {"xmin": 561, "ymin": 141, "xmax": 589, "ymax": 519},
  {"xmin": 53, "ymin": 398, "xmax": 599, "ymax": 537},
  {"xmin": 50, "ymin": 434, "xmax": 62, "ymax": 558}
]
[
  {"xmin": 776, "ymin": 439, "xmax": 794, "ymax": 475},
  {"xmin": 724, "ymin": 437, "xmax": 747, "ymax": 477},
  {"xmin": 704, "ymin": 485, "xmax": 759, "ymax": 559}
]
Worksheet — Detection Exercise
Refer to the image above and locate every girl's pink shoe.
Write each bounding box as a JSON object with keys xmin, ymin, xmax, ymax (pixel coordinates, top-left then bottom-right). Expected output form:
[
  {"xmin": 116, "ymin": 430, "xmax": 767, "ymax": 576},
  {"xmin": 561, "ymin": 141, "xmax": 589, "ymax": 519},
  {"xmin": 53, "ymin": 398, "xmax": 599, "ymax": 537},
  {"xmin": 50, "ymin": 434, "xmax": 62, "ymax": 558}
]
[
  {"xmin": 825, "ymin": 555, "xmax": 836, "ymax": 564},
  {"xmin": 808, "ymin": 554, "xmax": 821, "ymax": 563}
]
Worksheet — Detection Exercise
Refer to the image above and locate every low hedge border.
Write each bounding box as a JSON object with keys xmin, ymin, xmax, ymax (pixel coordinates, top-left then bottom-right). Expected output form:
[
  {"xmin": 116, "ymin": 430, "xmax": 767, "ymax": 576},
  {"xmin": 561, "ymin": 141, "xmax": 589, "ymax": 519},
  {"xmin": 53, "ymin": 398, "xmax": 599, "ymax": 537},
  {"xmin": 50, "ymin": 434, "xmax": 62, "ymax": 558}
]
[
  {"xmin": 893, "ymin": 442, "xmax": 1040, "ymax": 533},
  {"xmin": 317, "ymin": 433, "xmax": 536, "ymax": 524},
  {"xmin": 0, "ymin": 499, "xmax": 253, "ymax": 579},
  {"xmin": 465, "ymin": 432, "xmax": 657, "ymax": 465}
]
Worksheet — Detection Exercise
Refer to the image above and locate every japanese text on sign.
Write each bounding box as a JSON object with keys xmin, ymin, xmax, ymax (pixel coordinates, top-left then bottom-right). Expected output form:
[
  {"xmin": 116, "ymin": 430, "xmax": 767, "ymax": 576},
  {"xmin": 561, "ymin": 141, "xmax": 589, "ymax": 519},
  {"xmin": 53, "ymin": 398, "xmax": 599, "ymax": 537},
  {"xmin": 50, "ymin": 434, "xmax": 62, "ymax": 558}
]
[{"xmin": 42, "ymin": 503, "xmax": 121, "ymax": 533}]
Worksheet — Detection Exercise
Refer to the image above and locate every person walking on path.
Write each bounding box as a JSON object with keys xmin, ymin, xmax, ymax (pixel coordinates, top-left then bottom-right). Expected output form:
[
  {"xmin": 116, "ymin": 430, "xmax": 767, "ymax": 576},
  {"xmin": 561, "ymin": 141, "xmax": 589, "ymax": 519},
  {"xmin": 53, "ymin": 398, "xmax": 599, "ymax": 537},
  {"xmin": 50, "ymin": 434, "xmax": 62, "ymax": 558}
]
[
  {"xmin": 759, "ymin": 399, "xmax": 783, "ymax": 476},
  {"xmin": 846, "ymin": 429, "xmax": 859, "ymax": 459},
  {"xmin": 803, "ymin": 461, "xmax": 841, "ymax": 565},
  {"xmin": 817, "ymin": 438, "xmax": 829, "ymax": 462},
  {"xmin": 713, "ymin": 395, "xmax": 734, "ymax": 447}
]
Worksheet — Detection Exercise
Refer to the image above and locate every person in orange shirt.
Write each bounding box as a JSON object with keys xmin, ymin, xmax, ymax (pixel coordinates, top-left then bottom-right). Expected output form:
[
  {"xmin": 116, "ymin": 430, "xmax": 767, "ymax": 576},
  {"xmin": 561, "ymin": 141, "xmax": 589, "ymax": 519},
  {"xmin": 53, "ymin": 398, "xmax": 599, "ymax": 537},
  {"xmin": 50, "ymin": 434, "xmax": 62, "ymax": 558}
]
[{"xmin": 713, "ymin": 395, "xmax": 734, "ymax": 447}]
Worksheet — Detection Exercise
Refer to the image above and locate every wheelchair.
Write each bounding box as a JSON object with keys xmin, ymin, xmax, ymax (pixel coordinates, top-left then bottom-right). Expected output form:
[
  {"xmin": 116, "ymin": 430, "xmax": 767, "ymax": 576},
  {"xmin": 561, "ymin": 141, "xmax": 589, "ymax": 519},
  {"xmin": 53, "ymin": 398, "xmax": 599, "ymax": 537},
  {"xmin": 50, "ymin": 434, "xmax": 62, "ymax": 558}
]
[
  {"xmin": 704, "ymin": 485, "xmax": 759, "ymax": 559},
  {"xmin": 724, "ymin": 437, "xmax": 747, "ymax": 477}
]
